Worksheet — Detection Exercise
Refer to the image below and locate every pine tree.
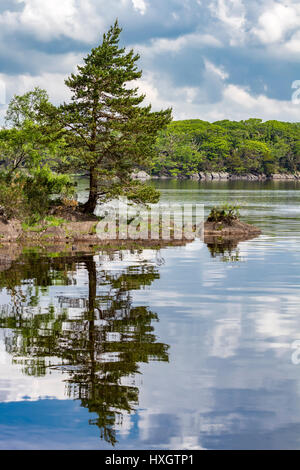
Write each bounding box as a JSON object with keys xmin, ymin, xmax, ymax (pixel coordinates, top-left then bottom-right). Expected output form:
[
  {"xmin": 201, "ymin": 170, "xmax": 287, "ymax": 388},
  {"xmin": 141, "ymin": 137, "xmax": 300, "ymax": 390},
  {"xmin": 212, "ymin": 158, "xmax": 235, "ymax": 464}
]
[{"xmin": 56, "ymin": 20, "xmax": 172, "ymax": 214}]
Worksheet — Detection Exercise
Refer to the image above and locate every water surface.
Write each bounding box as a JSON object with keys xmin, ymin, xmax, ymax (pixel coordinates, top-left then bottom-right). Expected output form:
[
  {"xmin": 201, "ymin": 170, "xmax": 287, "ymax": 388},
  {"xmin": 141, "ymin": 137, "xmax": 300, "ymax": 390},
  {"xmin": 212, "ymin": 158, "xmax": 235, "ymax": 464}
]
[{"xmin": 1, "ymin": 180, "xmax": 300, "ymax": 449}]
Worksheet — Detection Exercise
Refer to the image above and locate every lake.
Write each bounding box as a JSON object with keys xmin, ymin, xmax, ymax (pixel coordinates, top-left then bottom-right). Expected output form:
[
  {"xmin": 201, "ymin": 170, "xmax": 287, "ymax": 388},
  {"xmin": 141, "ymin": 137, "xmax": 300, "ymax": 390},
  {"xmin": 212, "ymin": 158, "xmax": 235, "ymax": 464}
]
[{"xmin": 1, "ymin": 179, "xmax": 300, "ymax": 450}]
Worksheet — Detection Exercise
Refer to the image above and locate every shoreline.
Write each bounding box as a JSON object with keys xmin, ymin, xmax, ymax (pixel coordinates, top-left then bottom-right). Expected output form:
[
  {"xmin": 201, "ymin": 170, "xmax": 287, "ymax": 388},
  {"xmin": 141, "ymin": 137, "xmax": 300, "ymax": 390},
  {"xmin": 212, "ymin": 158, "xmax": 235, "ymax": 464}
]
[
  {"xmin": 151, "ymin": 172, "xmax": 300, "ymax": 181},
  {"xmin": 0, "ymin": 216, "xmax": 261, "ymax": 244},
  {"xmin": 0, "ymin": 220, "xmax": 261, "ymax": 273}
]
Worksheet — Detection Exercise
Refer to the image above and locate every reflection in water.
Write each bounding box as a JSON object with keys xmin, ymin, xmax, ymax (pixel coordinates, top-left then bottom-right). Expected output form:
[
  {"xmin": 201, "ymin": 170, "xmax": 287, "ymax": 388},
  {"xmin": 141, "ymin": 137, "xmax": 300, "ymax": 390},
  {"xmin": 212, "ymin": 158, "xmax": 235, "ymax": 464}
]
[
  {"xmin": 4, "ymin": 179, "xmax": 300, "ymax": 449},
  {"xmin": 0, "ymin": 251, "xmax": 169, "ymax": 446},
  {"xmin": 205, "ymin": 239, "xmax": 241, "ymax": 262}
]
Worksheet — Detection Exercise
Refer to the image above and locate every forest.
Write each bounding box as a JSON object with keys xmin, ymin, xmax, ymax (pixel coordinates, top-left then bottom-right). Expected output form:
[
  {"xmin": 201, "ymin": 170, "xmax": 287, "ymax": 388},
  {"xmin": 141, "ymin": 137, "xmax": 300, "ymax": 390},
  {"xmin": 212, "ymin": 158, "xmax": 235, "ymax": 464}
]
[{"xmin": 152, "ymin": 119, "xmax": 300, "ymax": 178}]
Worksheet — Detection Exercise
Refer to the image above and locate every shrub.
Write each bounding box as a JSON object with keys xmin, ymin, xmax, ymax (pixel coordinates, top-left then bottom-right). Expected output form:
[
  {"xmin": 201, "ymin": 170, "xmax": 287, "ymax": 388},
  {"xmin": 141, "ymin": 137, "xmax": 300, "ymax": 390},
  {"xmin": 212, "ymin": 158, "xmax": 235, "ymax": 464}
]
[
  {"xmin": 0, "ymin": 173, "xmax": 27, "ymax": 220},
  {"xmin": 23, "ymin": 166, "xmax": 74, "ymax": 222},
  {"xmin": 0, "ymin": 167, "xmax": 74, "ymax": 223},
  {"xmin": 207, "ymin": 204, "xmax": 240, "ymax": 225}
]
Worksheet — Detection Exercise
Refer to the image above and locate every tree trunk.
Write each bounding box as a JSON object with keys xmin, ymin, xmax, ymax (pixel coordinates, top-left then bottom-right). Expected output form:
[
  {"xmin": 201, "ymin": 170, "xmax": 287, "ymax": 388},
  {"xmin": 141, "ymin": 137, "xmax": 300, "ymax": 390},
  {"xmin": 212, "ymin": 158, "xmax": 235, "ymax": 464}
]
[{"xmin": 83, "ymin": 166, "xmax": 98, "ymax": 214}]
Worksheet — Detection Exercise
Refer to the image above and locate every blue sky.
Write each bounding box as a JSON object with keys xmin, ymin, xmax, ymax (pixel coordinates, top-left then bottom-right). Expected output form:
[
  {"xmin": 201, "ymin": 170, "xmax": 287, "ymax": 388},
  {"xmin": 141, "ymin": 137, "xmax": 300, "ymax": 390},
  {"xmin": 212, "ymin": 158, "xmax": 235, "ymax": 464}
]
[{"xmin": 0, "ymin": 0, "xmax": 300, "ymax": 123}]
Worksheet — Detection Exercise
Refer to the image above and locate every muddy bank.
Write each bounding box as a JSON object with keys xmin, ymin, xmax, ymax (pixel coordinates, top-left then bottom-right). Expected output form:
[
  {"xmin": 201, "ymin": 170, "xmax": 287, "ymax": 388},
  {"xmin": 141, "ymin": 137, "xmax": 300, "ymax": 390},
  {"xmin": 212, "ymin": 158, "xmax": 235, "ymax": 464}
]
[
  {"xmin": 204, "ymin": 219, "xmax": 261, "ymax": 240},
  {"xmin": 0, "ymin": 217, "xmax": 101, "ymax": 243},
  {"xmin": 1, "ymin": 212, "xmax": 261, "ymax": 243},
  {"xmin": 0, "ymin": 217, "xmax": 199, "ymax": 243}
]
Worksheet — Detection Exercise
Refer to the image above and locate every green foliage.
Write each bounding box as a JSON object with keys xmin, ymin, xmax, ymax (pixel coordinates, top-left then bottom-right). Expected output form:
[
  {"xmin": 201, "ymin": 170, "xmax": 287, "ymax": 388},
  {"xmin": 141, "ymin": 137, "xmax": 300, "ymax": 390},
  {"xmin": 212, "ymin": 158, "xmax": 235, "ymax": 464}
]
[
  {"xmin": 207, "ymin": 204, "xmax": 240, "ymax": 225},
  {"xmin": 1, "ymin": 87, "xmax": 68, "ymax": 174},
  {"xmin": 5, "ymin": 87, "xmax": 50, "ymax": 128},
  {"xmin": 154, "ymin": 119, "xmax": 300, "ymax": 177},
  {"xmin": 153, "ymin": 127, "xmax": 204, "ymax": 176},
  {"xmin": 0, "ymin": 87, "xmax": 74, "ymax": 223},
  {"xmin": 0, "ymin": 173, "xmax": 27, "ymax": 220},
  {"xmin": 21, "ymin": 216, "xmax": 67, "ymax": 232},
  {"xmin": 127, "ymin": 182, "xmax": 160, "ymax": 204},
  {"xmin": 0, "ymin": 169, "xmax": 73, "ymax": 223},
  {"xmin": 23, "ymin": 166, "xmax": 74, "ymax": 222}
]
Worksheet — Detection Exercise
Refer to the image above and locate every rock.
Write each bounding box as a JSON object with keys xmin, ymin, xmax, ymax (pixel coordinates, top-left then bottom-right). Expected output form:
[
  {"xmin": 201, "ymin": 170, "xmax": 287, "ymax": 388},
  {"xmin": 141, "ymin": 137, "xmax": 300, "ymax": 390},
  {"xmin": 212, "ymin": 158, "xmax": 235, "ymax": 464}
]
[
  {"xmin": 0, "ymin": 218, "xmax": 22, "ymax": 242},
  {"xmin": 219, "ymin": 172, "xmax": 229, "ymax": 180},
  {"xmin": 204, "ymin": 219, "xmax": 261, "ymax": 239},
  {"xmin": 271, "ymin": 173, "xmax": 297, "ymax": 180},
  {"xmin": 271, "ymin": 174, "xmax": 282, "ymax": 179},
  {"xmin": 229, "ymin": 173, "xmax": 267, "ymax": 181},
  {"xmin": 198, "ymin": 172, "xmax": 228, "ymax": 181},
  {"xmin": 229, "ymin": 174, "xmax": 243, "ymax": 180},
  {"xmin": 189, "ymin": 173, "xmax": 200, "ymax": 180},
  {"xmin": 41, "ymin": 226, "xmax": 67, "ymax": 240},
  {"xmin": 131, "ymin": 170, "xmax": 151, "ymax": 180},
  {"xmin": 0, "ymin": 206, "xmax": 8, "ymax": 221}
]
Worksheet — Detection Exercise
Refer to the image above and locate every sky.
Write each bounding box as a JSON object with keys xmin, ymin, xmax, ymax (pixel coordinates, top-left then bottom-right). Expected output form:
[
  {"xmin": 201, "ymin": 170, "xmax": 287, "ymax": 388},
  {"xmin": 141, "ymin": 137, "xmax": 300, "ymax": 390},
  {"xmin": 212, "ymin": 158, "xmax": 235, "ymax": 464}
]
[{"xmin": 0, "ymin": 0, "xmax": 300, "ymax": 123}]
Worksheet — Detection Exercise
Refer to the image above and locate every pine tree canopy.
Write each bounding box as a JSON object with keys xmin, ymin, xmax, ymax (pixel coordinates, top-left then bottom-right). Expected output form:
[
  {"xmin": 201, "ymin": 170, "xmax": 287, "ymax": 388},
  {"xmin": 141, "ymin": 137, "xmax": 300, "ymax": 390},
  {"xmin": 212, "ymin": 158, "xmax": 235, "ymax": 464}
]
[{"xmin": 51, "ymin": 20, "xmax": 172, "ymax": 213}]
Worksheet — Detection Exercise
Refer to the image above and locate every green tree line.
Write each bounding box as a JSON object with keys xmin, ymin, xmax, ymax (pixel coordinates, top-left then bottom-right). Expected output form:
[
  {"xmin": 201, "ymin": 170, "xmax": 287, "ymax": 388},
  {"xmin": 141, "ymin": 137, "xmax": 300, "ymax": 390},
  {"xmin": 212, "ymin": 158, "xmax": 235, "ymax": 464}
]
[{"xmin": 153, "ymin": 118, "xmax": 300, "ymax": 177}]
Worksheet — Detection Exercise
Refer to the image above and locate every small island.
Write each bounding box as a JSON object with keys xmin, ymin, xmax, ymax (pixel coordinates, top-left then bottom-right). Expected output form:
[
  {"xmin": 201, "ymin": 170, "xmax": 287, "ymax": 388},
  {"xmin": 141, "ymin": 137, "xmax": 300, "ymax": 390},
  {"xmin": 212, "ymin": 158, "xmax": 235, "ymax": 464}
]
[
  {"xmin": 204, "ymin": 204, "xmax": 261, "ymax": 242},
  {"xmin": 0, "ymin": 201, "xmax": 261, "ymax": 245}
]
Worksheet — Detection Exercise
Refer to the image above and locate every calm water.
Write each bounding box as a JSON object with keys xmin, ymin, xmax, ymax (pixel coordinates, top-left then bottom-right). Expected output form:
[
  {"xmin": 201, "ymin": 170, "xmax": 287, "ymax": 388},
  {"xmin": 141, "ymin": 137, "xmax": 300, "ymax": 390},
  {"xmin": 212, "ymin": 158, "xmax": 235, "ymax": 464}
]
[{"xmin": 1, "ymin": 180, "xmax": 300, "ymax": 449}]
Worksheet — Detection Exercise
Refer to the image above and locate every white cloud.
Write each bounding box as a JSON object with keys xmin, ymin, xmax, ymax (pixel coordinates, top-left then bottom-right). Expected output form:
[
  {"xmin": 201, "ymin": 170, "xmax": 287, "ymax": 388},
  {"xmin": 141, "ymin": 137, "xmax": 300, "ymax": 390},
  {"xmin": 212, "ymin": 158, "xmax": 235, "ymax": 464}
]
[
  {"xmin": 3, "ymin": 62, "xmax": 297, "ymax": 126},
  {"xmin": 204, "ymin": 59, "xmax": 229, "ymax": 80},
  {"xmin": 210, "ymin": 0, "xmax": 246, "ymax": 44},
  {"xmin": 215, "ymin": 0, "xmax": 245, "ymax": 29},
  {"xmin": 210, "ymin": 84, "xmax": 300, "ymax": 121},
  {"xmin": 132, "ymin": 32, "xmax": 222, "ymax": 59},
  {"xmin": 251, "ymin": 1, "xmax": 300, "ymax": 44},
  {"xmin": 284, "ymin": 30, "xmax": 300, "ymax": 54},
  {"xmin": 0, "ymin": 0, "xmax": 299, "ymax": 124},
  {"xmin": 136, "ymin": 72, "xmax": 300, "ymax": 122},
  {"xmin": 131, "ymin": 0, "xmax": 147, "ymax": 15},
  {"xmin": 0, "ymin": 0, "xmax": 104, "ymax": 42},
  {"xmin": 0, "ymin": 71, "xmax": 72, "ymax": 112}
]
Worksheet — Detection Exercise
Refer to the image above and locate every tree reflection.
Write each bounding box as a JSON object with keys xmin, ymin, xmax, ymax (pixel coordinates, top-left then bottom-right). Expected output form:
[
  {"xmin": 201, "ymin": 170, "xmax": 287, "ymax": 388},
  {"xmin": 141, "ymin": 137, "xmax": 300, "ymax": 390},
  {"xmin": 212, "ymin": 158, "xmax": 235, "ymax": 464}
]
[
  {"xmin": 0, "ymin": 250, "xmax": 169, "ymax": 446},
  {"xmin": 206, "ymin": 238, "xmax": 241, "ymax": 262}
]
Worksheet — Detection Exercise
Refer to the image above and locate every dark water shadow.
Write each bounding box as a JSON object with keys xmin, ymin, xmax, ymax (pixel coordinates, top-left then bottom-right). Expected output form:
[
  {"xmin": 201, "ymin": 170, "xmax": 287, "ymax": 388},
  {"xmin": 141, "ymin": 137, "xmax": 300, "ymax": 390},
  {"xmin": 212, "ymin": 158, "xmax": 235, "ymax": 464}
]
[{"xmin": 205, "ymin": 233, "xmax": 259, "ymax": 262}]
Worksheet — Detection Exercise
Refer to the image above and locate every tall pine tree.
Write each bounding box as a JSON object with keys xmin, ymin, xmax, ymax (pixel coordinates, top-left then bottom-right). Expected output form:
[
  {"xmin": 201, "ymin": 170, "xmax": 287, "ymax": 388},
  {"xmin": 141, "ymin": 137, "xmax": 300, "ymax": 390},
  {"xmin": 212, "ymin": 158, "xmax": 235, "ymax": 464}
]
[{"xmin": 55, "ymin": 20, "xmax": 172, "ymax": 214}]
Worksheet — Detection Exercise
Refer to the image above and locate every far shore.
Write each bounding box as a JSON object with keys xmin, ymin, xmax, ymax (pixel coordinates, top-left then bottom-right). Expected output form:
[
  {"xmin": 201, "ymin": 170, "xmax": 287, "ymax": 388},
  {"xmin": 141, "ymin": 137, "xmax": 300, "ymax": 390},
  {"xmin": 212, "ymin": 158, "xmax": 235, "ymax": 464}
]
[
  {"xmin": 153, "ymin": 173, "xmax": 300, "ymax": 182},
  {"xmin": 129, "ymin": 170, "xmax": 300, "ymax": 182}
]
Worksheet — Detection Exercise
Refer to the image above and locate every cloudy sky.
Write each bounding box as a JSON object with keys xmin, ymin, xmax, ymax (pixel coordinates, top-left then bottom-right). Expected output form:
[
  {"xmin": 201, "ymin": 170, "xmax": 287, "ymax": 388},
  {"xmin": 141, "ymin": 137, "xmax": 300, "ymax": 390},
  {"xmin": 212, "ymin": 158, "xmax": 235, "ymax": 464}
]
[{"xmin": 0, "ymin": 0, "xmax": 300, "ymax": 123}]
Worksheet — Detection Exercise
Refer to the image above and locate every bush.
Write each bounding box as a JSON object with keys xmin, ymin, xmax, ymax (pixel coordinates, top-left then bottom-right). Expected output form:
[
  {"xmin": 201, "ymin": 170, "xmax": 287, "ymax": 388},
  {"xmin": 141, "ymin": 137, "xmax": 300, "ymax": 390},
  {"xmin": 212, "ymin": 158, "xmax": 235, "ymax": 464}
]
[
  {"xmin": 23, "ymin": 166, "xmax": 74, "ymax": 223},
  {"xmin": 0, "ymin": 173, "xmax": 27, "ymax": 220},
  {"xmin": 0, "ymin": 168, "xmax": 74, "ymax": 223},
  {"xmin": 207, "ymin": 204, "xmax": 240, "ymax": 225}
]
